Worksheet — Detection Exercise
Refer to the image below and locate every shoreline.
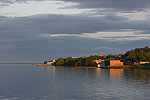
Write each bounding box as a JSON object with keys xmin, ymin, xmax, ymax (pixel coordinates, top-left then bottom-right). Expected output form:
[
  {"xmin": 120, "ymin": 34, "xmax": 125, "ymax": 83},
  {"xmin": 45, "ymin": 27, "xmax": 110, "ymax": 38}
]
[
  {"xmin": 33, "ymin": 64, "xmax": 53, "ymax": 66},
  {"xmin": 101, "ymin": 65, "xmax": 150, "ymax": 69},
  {"xmin": 0, "ymin": 63, "xmax": 34, "ymax": 64},
  {"xmin": 34, "ymin": 64, "xmax": 150, "ymax": 69}
]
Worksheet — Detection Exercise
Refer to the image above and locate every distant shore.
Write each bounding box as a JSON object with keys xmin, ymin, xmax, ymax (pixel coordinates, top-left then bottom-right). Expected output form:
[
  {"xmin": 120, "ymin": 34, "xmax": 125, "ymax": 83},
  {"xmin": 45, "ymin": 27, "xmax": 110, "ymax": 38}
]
[
  {"xmin": 34, "ymin": 63, "xmax": 150, "ymax": 69},
  {"xmin": 0, "ymin": 63, "xmax": 35, "ymax": 64},
  {"xmin": 34, "ymin": 64, "xmax": 53, "ymax": 66}
]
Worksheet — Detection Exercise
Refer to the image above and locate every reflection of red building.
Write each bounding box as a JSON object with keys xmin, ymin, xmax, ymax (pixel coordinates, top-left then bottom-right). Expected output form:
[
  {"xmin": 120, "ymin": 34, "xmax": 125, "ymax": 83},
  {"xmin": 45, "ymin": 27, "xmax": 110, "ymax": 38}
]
[
  {"xmin": 110, "ymin": 60, "xmax": 124, "ymax": 66},
  {"xmin": 110, "ymin": 69, "xmax": 123, "ymax": 80}
]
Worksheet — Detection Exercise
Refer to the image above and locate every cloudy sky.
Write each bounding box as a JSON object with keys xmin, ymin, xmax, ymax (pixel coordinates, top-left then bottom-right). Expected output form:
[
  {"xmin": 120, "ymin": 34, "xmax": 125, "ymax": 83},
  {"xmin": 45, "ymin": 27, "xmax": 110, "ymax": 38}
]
[{"xmin": 0, "ymin": 0, "xmax": 150, "ymax": 63}]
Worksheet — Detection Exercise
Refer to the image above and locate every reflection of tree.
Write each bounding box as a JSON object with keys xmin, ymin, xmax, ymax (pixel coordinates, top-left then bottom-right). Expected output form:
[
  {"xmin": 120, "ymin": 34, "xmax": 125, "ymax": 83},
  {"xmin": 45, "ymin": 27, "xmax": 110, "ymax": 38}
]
[
  {"xmin": 125, "ymin": 69, "xmax": 150, "ymax": 81},
  {"xmin": 134, "ymin": 69, "xmax": 150, "ymax": 80}
]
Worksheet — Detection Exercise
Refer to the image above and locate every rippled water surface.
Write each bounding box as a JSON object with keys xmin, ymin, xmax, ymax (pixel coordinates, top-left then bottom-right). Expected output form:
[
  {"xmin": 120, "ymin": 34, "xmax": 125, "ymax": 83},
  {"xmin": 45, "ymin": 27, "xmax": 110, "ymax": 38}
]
[{"xmin": 0, "ymin": 64, "xmax": 150, "ymax": 100}]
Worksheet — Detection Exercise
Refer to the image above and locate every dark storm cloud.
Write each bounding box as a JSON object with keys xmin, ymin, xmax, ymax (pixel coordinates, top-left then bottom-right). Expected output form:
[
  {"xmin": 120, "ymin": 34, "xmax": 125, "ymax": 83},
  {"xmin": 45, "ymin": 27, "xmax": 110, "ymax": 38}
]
[
  {"xmin": 0, "ymin": 0, "xmax": 26, "ymax": 3},
  {"xmin": 1, "ymin": 0, "xmax": 150, "ymax": 11},
  {"xmin": 0, "ymin": 13, "xmax": 150, "ymax": 62},
  {"xmin": 0, "ymin": 13, "xmax": 150, "ymax": 57},
  {"xmin": 61, "ymin": 0, "xmax": 150, "ymax": 11},
  {"xmin": 0, "ymin": 14, "xmax": 150, "ymax": 41},
  {"xmin": 0, "ymin": 0, "xmax": 150, "ymax": 62}
]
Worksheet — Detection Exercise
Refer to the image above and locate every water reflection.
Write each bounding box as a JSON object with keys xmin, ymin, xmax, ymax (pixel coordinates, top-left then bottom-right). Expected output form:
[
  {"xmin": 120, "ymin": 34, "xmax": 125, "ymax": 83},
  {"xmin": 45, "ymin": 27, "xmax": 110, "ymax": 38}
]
[
  {"xmin": 110, "ymin": 69, "xmax": 123, "ymax": 81},
  {"xmin": 133, "ymin": 69, "xmax": 150, "ymax": 80},
  {"xmin": 1, "ymin": 65, "xmax": 150, "ymax": 100},
  {"xmin": 95, "ymin": 68, "xmax": 101, "ymax": 77},
  {"xmin": 44, "ymin": 66, "xmax": 56, "ymax": 79},
  {"xmin": 70, "ymin": 67, "xmax": 124, "ymax": 81},
  {"xmin": 125, "ymin": 69, "xmax": 150, "ymax": 81},
  {"xmin": 42, "ymin": 67, "xmax": 150, "ymax": 82}
]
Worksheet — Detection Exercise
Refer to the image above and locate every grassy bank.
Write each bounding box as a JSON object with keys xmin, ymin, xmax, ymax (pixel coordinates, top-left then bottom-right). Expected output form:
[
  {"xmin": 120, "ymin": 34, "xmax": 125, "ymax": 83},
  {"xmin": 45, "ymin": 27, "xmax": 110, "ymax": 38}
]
[
  {"xmin": 123, "ymin": 64, "xmax": 150, "ymax": 69},
  {"xmin": 103, "ymin": 64, "xmax": 150, "ymax": 69}
]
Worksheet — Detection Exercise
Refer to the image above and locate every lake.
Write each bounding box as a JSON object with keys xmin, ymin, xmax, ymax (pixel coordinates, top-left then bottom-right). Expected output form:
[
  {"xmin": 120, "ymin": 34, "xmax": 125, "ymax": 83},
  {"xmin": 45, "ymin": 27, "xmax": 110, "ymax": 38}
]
[{"xmin": 0, "ymin": 64, "xmax": 150, "ymax": 100}]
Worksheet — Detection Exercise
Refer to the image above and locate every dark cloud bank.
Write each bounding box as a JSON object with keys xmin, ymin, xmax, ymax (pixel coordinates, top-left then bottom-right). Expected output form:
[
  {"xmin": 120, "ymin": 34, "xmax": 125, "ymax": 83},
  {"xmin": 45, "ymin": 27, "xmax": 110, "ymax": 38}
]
[
  {"xmin": 1, "ymin": 0, "xmax": 150, "ymax": 11},
  {"xmin": 0, "ymin": 0, "xmax": 150, "ymax": 62}
]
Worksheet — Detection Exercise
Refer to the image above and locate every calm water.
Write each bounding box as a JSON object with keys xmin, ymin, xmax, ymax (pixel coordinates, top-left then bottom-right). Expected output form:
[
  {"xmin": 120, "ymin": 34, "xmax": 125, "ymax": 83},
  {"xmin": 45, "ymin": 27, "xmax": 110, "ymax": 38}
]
[{"xmin": 0, "ymin": 64, "xmax": 150, "ymax": 100}]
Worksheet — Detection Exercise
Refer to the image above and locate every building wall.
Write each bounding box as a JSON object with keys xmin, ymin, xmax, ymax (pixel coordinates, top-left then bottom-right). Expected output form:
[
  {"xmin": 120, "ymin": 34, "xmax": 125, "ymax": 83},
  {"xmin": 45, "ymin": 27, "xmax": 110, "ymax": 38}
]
[
  {"xmin": 110, "ymin": 60, "xmax": 124, "ymax": 66},
  {"xmin": 94, "ymin": 59, "xmax": 105, "ymax": 64},
  {"xmin": 140, "ymin": 62, "xmax": 149, "ymax": 64},
  {"xmin": 98, "ymin": 54, "xmax": 103, "ymax": 57},
  {"xmin": 45, "ymin": 60, "xmax": 56, "ymax": 65}
]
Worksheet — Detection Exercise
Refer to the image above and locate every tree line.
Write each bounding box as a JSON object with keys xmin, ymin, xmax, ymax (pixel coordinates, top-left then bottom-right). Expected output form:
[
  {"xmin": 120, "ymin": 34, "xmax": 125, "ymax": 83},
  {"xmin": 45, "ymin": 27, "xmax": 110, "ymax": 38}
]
[{"xmin": 54, "ymin": 46, "xmax": 150, "ymax": 66}]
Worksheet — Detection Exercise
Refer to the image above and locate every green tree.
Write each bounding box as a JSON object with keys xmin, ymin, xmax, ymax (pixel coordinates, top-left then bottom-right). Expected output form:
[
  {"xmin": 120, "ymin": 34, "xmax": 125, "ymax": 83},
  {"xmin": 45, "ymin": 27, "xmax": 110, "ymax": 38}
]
[{"xmin": 56, "ymin": 58, "xmax": 65, "ymax": 66}]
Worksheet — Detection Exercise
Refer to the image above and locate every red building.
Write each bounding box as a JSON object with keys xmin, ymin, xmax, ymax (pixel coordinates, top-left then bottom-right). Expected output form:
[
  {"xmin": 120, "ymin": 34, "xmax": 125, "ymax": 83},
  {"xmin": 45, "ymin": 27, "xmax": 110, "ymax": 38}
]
[
  {"xmin": 110, "ymin": 60, "xmax": 124, "ymax": 66},
  {"xmin": 98, "ymin": 54, "xmax": 103, "ymax": 57},
  {"xmin": 94, "ymin": 59, "xmax": 105, "ymax": 64}
]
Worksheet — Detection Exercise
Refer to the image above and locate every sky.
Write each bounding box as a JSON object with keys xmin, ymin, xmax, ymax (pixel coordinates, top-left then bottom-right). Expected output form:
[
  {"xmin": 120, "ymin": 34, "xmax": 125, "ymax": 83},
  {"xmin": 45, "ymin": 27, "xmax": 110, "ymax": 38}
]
[{"xmin": 0, "ymin": 0, "xmax": 150, "ymax": 63}]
